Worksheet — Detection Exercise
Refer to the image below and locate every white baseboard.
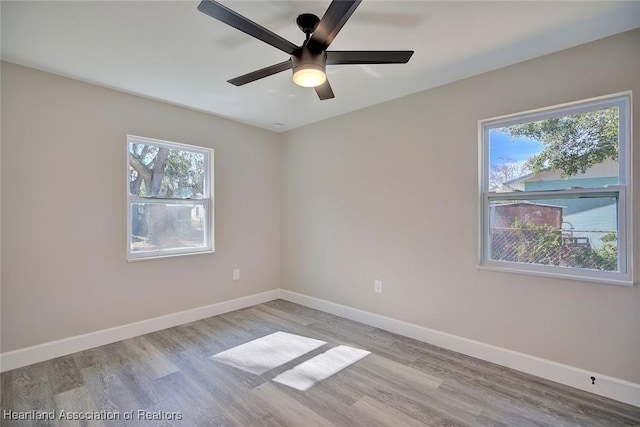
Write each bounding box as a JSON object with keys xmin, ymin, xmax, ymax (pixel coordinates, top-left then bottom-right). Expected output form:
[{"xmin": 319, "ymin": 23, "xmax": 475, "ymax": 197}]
[
  {"xmin": 0, "ymin": 289, "xmax": 281, "ymax": 373},
  {"xmin": 2, "ymin": 288, "xmax": 638, "ymax": 407},
  {"xmin": 280, "ymin": 290, "xmax": 640, "ymax": 408}
]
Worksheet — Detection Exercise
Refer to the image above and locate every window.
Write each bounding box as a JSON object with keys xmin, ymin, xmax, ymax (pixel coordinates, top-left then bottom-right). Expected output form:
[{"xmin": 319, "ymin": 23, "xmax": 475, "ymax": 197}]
[
  {"xmin": 479, "ymin": 93, "xmax": 632, "ymax": 285},
  {"xmin": 127, "ymin": 135, "xmax": 213, "ymax": 260}
]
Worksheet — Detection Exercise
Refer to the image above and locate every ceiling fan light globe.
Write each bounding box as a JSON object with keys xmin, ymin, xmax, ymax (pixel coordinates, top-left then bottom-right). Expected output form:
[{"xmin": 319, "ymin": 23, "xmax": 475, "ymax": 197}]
[{"xmin": 292, "ymin": 65, "xmax": 326, "ymax": 88}]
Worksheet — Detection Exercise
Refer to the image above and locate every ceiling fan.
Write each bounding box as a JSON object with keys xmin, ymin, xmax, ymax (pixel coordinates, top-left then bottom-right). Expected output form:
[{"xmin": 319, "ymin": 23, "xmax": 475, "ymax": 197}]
[{"xmin": 197, "ymin": 0, "xmax": 414, "ymax": 100}]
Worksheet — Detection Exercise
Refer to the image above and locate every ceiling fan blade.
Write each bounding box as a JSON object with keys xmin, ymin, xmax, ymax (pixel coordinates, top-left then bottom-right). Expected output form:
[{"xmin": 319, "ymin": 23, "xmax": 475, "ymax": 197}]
[
  {"xmin": 198, "ymin": 0, "xmax": 298, "ymax": 55},
  {"xmin": 307, "ymin": 0, "xmax": 361, "ymax": 53},
  {"xmin": 327, "ymin": 50, "xmax": 414, "ymax": 65},
  {"xmin": 314, "ymin": 79, "xmax": 335, "ymax": 100},
  {"xmin": 228, "ymin": 60, "xmax": 292, "ymax": 86}
]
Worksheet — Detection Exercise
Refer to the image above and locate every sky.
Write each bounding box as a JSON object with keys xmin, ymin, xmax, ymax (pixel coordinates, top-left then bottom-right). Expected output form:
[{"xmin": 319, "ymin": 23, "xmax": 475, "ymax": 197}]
[{"xmin": 489, "ymin": 129, "xmax": 542, "ymax": 168}]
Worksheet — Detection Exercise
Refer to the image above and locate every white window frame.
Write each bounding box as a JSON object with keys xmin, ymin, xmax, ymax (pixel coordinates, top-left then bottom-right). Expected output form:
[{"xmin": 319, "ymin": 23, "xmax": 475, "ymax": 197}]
[
  {"xmin": 127, "ymin": 135, "xmax": 214, "ymax": 261},
  {"xmin": 478, "ymin": 92, "xmax": 633, "ymax": 286}
]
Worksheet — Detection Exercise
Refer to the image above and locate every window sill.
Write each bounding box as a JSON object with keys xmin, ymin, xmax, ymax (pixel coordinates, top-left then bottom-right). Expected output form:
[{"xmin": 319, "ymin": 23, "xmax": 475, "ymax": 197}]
[
  {"xmin": 477, "ymin": 264, "xmax": 633, "ymax": 287},
  {"xmin": 127, "ymin": 248, "xmax": 214, "ymax": 262}
]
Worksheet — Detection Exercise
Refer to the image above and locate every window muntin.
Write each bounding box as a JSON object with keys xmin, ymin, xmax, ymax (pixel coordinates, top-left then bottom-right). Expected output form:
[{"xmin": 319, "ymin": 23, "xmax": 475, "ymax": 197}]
[
  {"xmin": 480, "ymin": 94, "xmax": 632, "ymax": 285},
  {"xmin": 127, "ymin": 135, "xmax": 213, "ymax": 260}
]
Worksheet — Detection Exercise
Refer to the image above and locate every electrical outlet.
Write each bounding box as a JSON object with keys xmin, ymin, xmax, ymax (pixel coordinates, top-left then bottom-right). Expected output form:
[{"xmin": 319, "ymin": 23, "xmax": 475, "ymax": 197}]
[
  {"xmin": 374, "ymin": 280, "xmax": 383, "ymax": 293},
  {"xmin": 233, "ymin": 268, "xmax": 240, "ymax": 281}
]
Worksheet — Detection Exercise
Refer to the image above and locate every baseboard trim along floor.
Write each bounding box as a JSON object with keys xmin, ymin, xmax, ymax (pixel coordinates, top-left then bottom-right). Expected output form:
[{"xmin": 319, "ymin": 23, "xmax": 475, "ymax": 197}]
[
  {"xmin": 0, "ymin": 289, "xmax": 280, "ymax": 373},
  {"xmin": 1, "ymin": 288, "xmax": 638, "ymax": 407},
  {"xmin": 279, "ymin": 290, "xmax": 640, "ymax": 408}
]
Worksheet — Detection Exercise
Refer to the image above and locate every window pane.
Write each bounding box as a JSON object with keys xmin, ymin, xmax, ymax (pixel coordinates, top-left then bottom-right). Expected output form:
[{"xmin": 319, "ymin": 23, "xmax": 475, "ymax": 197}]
[
  {"xmin": 129, "ymin": 143, "xmax": 206, "ymax": 199},
  {"xmin": 489, "ymin": 195, "xmax": 618, "ymax": 271},
  {"xmin": 489, "ymin": 106, "xmax": 619, "ymax": 192},
  {"xmin": 130, "ymin": 202, "xmax": 207, "ymax": 254}
]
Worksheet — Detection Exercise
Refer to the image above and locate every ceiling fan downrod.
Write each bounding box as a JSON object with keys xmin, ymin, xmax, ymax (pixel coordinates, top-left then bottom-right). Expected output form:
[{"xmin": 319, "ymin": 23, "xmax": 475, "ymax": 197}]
[{"xmin": 296, "ymin": 13, "xmax": 320, "ymax": 44}]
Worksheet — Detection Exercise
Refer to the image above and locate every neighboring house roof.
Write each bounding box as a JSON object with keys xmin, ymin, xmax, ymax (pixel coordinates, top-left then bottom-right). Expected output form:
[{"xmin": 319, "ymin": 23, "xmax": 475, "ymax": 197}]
[
  {"xmin": 501, "ymin": 159, "xmax": 618, "ymax": 189},
  {"xmin": 502, "ymin": 170, "xmax": 548, "ymax": 187},
  {"xmin": 493, "ymin": 201, "xmax": 565, "ymax": 209}
]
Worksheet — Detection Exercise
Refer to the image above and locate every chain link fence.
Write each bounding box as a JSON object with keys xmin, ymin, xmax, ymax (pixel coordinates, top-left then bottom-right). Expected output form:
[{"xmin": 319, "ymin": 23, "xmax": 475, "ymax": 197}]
[{"xmin": 490, "ymin": 226, "xmax": 617, "ymax": 271}]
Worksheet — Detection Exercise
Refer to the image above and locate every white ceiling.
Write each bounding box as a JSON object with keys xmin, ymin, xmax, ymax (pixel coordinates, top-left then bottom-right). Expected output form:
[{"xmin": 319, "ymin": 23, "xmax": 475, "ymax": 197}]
[{"xmin": 2, "ymin": 1, "xmax": 639, "ymax": 132}]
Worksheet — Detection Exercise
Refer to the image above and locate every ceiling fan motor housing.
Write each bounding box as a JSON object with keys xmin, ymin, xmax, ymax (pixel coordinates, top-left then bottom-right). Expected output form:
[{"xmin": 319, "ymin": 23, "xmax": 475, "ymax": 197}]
[{"xmin": 292, "ymin": 47, "xmax": 327, "ymax": 87}]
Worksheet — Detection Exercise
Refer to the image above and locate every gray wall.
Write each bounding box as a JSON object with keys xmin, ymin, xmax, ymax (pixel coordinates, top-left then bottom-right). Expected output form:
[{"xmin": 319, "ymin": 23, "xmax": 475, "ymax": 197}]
[
  {"xmin": 1, "ymin": 62, "xmax": 282, "ymax": 352},
  {"xmin": 2, "ymin": 30, "xmax": 639, "ymax": 385},
  {"xmin": 281, "ymin": 30, "xmax": 640, "ymax": 383}
]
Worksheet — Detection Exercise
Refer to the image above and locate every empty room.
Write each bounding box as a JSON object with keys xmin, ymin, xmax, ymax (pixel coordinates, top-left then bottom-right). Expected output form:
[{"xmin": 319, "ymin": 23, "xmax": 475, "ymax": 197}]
[{"xmin": 1, "ymin": 1, "xmax": 639, "ymax": 425}]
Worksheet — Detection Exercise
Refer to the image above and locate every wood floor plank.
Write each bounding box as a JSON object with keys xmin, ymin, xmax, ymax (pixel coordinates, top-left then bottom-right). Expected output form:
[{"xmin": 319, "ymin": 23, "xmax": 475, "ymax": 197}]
[
  {"xmin": 118, "ymin": 336, "xmax": 178, "ymax": 380},
  {"xmin": 248, "ymin": 382, "xmax": 335, "ymax": 427},
  {"xmin": 108, "ymin": 352, "xmax": 167, "ymax": 410},
  {"xmin": 5, "ymin": 363, "xmax": 57, "ymax": 415},
  {"xmin": 1, "ymin": 299, "xmax": 638, "ymax": 427},
  {"xmin": 151, "ymin": 370, "xmax": 240, "ymax": 426},
  {"xmin": 304, "ymin": 321, "xmax": 419, "ymax": 365},
  {"xmin": 1, "ymin": 370, "xmax": 14, "ymax": 413},
  {"xmin": 54, "ymin": 386, "xmax": 105, "ymax": 427},
  {"xmin": 345, "ymin": 364, "xmax": 481, "ymax": 426},
  {"xmin": 45, "ymin": 356, "xmax": 84, "ymax": 396},
  {"xmin": 251, "ymin": 303, "xmax": 314, "ymax": 326},
  {"xmin": 168, "ymin": 348, "xmax": 269, "ymax": 421},
  {"xmin": 79, "ymin": 365, "xmax": 143, "ymax": 424},
  {"xmin": 351, "ymin": 395, "xmax": 432, "ymax": 427},
  {"xmin": 359, "ymin": 354, "xmax": 443, "ymax": 390}
]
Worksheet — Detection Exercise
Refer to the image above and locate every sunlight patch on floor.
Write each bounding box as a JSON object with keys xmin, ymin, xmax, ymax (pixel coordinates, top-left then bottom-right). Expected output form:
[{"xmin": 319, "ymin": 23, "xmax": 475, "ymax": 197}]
[
  {"xmin": 273, "ymin": 345, "xmax": 371, "ymax": 391},
  {"xmin": 210, "ymin": 331, "xmax": 326, "ymax": 375},
  {"xmin": 210, "ymin": 331, "xmax": 370, "ymax": 390}
]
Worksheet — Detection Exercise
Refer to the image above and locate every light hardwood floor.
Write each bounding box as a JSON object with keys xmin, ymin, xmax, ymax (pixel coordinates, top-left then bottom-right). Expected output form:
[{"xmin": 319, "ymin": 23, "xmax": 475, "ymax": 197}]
[{"xmin": 2, "ymin": 300, "xmax": 639, "ymax": 426}]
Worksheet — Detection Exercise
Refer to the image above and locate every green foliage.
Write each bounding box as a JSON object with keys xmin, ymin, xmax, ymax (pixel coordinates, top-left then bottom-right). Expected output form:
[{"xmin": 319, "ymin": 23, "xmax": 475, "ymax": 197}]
[
  {"xmin": 491, "ymin": 219, "xmax": 562, "ymax": 265},
  {"xmin": 162, "ymin": 149, "xmax": 205, "ymax": 198},
  {"xmin": 591, "ymin": 243, "xmax": 618, "ymax": 271},
  {"xmin": 129, "ymin": 144, "xmax": 204, "ymax": 198},
  {"xmin": 495, "ymin": 220, "xmax": 618, "ymax": 271},
  {"xmin": 600, "ymin": 232, "xmax": 617, "ymax": 243},
  {"xmin": 503, "ymin": 107, "xmax": 618, "ymax": 178},
  {"xmin": 510, "ymin": 219, "xmax": 561, "ymax": 265},
  {"xmin": 559, "ymin": 232, "xmax": 617, "ymax": 272}
]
